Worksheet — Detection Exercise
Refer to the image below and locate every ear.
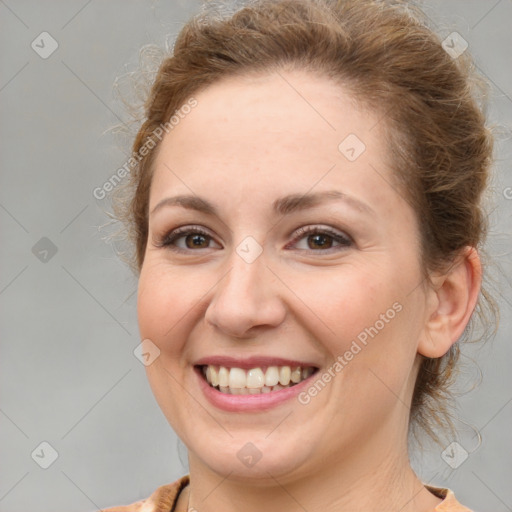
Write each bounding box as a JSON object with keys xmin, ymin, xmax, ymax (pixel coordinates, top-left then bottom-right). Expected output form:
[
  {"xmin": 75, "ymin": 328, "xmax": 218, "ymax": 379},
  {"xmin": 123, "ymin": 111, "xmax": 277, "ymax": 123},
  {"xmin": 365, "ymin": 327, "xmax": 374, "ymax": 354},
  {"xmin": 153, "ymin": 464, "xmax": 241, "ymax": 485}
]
[{"xmin": 418, "ymin": 246, "xmax": 482, "ymax": 358}]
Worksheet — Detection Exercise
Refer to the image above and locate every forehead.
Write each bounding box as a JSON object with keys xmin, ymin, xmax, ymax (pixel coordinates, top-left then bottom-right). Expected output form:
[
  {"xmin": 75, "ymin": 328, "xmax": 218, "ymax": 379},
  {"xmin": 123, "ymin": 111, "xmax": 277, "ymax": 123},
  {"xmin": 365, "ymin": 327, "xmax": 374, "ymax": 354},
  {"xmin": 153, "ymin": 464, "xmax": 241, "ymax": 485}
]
[{"xmin": 150, "ymin": 69, "xmax": 396, "ymax": 211}]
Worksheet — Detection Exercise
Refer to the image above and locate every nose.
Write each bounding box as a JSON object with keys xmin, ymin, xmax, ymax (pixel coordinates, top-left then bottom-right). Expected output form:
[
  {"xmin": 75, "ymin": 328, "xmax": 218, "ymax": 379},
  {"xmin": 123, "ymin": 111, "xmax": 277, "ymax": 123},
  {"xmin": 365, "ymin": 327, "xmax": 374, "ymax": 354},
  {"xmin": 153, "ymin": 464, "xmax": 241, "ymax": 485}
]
[{"xmin": 204, "ymin": 249, "xmax": 286, "ymax": 338}]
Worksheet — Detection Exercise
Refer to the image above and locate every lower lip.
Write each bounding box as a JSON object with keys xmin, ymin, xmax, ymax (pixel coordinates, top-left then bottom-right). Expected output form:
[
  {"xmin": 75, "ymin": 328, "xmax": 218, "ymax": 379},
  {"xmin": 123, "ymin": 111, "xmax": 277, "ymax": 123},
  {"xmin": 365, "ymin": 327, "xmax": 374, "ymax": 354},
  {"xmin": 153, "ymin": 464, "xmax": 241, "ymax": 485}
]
[{"xmin": 194, "ymin": 366, "xmax": 317, "ymax": 412}]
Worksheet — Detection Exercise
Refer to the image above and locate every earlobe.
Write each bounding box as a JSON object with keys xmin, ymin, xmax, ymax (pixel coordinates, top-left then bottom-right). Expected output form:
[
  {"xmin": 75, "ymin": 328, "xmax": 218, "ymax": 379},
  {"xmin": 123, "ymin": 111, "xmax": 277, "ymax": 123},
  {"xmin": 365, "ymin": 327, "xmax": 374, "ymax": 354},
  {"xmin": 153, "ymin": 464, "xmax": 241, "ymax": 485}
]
[{"xmin": 418, "ymin": 246, "xmax": 482, "ymax": 359}]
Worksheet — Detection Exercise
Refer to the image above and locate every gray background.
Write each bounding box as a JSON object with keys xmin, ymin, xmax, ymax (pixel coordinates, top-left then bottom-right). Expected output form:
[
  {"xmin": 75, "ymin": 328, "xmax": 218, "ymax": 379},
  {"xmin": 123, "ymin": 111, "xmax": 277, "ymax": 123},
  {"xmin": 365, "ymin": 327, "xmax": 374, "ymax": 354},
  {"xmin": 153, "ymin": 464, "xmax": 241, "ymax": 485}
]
[{"xmin": 0, "ymin": 1, "xmax": 511, "ymax": 511}]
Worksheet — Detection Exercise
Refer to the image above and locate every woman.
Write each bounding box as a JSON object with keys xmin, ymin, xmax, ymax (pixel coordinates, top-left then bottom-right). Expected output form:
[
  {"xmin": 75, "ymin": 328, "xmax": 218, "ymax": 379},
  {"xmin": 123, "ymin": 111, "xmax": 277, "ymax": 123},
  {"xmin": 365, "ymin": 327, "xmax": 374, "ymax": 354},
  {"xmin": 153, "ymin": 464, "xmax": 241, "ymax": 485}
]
[{"xmin": 105, "ymin": 0, "xmax": 497, "ymax": 510}]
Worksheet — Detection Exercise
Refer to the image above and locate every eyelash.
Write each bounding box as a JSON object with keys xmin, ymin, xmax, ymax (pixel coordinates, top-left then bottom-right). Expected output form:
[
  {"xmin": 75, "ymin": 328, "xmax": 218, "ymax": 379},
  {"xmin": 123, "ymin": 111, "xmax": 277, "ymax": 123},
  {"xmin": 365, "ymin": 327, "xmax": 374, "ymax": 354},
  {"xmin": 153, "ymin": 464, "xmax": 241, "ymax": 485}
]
[{"xmin": 156, "ymin": 224, "xmax": 353, "ymax": 254}]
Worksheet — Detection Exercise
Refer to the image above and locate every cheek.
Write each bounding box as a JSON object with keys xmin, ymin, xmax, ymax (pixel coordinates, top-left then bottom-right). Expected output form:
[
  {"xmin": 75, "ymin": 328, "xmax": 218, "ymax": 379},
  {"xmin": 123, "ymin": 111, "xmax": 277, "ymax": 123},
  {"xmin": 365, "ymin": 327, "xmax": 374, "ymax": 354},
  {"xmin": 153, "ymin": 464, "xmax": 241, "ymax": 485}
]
[
  {"xmin": 137, "ymin": 263, "xmax": 197, "ymax": 422},
  {"xmin": 294, "ymin": 263, "xmax": 399, "ymax": 348},
  {"xmin": 295, "ymin": 259, "xmax": 419, "ymax": 400},
  {"xmin": 137, "ymin": 262, "xmax": 200, "ymax": 350}
]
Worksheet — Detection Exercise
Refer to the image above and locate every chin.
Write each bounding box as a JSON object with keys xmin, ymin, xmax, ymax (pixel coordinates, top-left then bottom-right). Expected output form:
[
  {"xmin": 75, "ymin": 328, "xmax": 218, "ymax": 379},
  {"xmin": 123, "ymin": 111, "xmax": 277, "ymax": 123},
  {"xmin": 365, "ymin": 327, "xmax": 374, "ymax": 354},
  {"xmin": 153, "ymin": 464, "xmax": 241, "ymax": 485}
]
[{"xmin": 186, "ymin": 430, "xmax": 317, "ymax": 483}]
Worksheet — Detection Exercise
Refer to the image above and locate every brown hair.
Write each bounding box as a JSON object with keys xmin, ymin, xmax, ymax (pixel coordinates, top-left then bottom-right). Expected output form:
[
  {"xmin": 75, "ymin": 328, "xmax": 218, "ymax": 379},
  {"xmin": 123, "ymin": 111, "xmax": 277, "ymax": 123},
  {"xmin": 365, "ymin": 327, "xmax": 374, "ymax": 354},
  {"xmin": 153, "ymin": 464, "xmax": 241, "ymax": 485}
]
[{"xmin": 110, "ymin": 0, "xmax": 498, "ymax": 444}]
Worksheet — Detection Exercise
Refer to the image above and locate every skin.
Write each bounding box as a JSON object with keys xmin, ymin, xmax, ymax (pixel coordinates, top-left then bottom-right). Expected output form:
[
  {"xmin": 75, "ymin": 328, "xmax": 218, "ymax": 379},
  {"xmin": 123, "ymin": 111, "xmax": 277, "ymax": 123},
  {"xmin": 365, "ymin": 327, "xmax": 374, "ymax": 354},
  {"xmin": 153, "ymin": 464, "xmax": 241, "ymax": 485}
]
[{"xmin": 137, "ymin": 69, "xmax": 481, "ymax": 512}]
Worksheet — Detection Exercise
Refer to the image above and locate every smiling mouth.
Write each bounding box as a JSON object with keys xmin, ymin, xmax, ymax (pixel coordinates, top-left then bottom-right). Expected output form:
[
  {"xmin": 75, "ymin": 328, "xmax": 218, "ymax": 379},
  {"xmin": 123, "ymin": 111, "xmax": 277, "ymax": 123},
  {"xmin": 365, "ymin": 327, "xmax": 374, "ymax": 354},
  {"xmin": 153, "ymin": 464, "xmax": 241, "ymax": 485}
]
[{"xmin": 197, "ymin": 364, "xmax": 318, "ymax": 395}]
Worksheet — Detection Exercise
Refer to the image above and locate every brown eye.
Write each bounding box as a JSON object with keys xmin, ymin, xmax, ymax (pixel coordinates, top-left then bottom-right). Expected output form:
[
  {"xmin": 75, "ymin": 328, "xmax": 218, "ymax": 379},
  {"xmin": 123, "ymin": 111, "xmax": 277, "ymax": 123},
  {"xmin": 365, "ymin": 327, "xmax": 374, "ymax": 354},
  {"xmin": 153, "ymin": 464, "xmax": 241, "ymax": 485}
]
[
  {"xmin": 290, "ymin": 226, "xmax": 352, "ymax": 252},
  {"xmin": 307, "ymin": 233, "xmax": 334, "ymax": 250},
  {"xmin": 183, "ymin": 233, "xmax": 210, "ymax": 249},
  {"xmin": 159, "ymin": 226, "xmax": 221, "ymax": 252}
]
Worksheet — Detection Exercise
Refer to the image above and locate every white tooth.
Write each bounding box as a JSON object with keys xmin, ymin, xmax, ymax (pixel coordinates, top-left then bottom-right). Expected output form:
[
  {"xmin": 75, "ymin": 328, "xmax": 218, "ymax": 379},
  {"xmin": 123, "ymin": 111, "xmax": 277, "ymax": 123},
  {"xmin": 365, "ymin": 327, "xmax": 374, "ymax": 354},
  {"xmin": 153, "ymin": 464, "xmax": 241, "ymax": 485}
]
[
  {"xmin": 219, "ymin": 386, "xmax": 229, "ymax": 394},
  {"xmin": 246, "ymin": 368, "xmax": 265, "ymax": 388},
  {"xmin": 248, "ymin": 387, "xmax": 260, "ymax": 394},
  {"xmin": 265, "ymin": 366, "xmax": 279, "ymax": 386},
  {"xmin": 261, "ymin": 386, "xmax": 272, "ymax": 393},
  {"xmin": 210, "ymin": 366, "xmax": 219, "ymax": 387},
  {"xmin": 273, "ymin": 384, "xmax": 283, "ymax": 391},
  {"xmin": 238, "ymin": 387, "xmax": 249, "ymax": 395},
  {"xmin": 206, "ymin": 366, "xmax": 212, "ymax": 384},
  {"xmin": 279, "ymin": 366, "xmax": 291, "ymax": 386},
  {"xmin": 229, "ymin": 368, "xmax": 246, "ymax": 388},
  {"xmin": 218, "ymin": 367, "xmax": 229, "ymax": 387},
  {"xmin": 290, "ymin": 367, "xmax": 302, "ymax": 383}
]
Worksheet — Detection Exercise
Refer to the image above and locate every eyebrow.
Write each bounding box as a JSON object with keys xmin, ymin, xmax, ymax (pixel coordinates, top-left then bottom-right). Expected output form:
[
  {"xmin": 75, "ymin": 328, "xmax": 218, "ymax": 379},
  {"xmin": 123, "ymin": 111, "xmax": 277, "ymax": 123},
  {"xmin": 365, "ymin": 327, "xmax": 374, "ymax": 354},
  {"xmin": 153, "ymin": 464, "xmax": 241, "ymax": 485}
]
[{"xmin": 150, "ymin": 190, "xmax": 375, "ymax": 218}]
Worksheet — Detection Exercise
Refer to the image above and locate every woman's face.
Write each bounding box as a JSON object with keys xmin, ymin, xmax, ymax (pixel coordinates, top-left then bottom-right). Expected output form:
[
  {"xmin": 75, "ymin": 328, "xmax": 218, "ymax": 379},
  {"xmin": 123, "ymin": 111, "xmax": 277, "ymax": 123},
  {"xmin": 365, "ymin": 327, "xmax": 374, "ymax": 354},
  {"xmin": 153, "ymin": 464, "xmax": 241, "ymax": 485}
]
[{"xmin": 137, "ymin": 69, "xmax": 431, "ymax": 482}]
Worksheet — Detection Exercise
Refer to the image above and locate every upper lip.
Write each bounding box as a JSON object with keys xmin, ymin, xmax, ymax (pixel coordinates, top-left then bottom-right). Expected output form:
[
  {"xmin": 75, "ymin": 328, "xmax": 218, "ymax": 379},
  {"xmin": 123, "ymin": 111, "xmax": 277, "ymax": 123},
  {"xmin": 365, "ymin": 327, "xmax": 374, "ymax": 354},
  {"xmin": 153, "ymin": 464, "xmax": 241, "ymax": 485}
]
[{"xmin": 194, "ymin": 355, "xmax": 319, "ymax": 369}]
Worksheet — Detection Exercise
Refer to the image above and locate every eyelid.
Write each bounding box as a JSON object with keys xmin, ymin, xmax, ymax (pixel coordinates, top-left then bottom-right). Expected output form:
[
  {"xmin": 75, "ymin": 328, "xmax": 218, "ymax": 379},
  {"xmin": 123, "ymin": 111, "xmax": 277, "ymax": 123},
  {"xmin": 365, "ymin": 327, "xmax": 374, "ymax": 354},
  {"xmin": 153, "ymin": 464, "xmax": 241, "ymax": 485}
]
[
  {"xmin": 156, "ymin": 223, "xmax": 353, "ymax": 253},
  {"xmin": 286, "ymin": 225, "xmax": 353, "ymax": 250},
  {"xmin": 154, "ymin": 225, "xmax": 219, "ymax": 251}
]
